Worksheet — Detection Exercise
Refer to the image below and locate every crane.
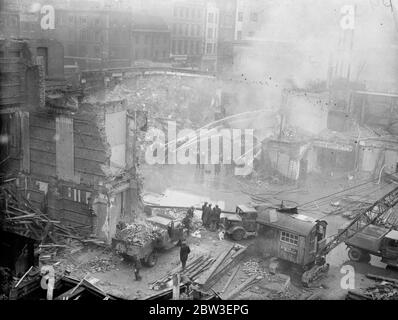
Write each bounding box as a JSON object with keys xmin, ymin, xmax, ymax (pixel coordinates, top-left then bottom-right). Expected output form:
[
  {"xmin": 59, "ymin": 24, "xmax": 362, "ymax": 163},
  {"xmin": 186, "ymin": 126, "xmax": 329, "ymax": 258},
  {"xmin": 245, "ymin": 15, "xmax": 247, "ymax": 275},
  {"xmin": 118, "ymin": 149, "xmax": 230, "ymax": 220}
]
[{"xmin": 301, "ymin": 185, "xmax": 398, "ymax": 286}]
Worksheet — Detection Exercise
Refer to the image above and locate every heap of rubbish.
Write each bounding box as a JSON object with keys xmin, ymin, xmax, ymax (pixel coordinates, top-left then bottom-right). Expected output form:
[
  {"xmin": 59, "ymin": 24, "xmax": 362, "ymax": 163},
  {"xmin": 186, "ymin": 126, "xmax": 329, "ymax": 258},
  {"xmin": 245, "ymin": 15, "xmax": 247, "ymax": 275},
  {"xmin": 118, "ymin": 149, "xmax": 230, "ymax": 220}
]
[{"xmin": 114, "ymin": 222, "xmax": 163, "ymax": 246}]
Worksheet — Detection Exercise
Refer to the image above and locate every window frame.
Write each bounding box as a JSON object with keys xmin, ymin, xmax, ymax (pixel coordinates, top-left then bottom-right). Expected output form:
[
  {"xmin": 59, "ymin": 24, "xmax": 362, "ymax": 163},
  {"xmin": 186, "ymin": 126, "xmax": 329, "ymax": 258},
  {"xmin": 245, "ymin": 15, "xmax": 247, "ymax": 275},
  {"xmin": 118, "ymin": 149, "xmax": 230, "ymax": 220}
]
[{"xmin": 280, "ymin": 231, "xmax": 299, "ymax": 246}]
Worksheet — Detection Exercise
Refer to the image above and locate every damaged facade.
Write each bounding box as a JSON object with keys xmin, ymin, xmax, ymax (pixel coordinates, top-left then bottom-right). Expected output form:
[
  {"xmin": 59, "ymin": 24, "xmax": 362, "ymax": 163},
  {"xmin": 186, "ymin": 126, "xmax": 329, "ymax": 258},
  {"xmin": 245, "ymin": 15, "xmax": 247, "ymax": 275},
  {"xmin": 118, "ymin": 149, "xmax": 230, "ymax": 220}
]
[
  {"xmin": 0, "ymin": 38, "xmax": 141, "ymax": 244},
  {"xmin": 261, "ymin": 86, "xmax": 398, "ymax": 182}
]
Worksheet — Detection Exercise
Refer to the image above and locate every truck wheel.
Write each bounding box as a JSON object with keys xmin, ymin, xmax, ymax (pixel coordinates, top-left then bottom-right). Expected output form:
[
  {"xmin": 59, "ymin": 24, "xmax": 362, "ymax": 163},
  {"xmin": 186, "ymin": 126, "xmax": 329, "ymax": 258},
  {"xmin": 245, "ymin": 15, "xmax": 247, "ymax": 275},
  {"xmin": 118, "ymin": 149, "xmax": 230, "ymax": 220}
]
[
  {"xmin": 348, "ymin": 247, "xmax": 363, "ymax": 262},
  {"xmin": 145, "ymin": 253, "xmax": 158, "ymax": 267},
  {"xmin": 232, "ymin": 229, "xmax": 245, "ymax": 241}
]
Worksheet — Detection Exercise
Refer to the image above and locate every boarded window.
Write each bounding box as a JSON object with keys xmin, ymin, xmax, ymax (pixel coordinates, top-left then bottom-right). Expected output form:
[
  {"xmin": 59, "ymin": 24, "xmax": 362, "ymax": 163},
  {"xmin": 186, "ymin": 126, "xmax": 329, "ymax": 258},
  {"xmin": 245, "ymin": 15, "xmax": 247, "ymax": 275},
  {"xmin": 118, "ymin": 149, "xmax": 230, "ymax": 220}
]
[
  {"xmin": 280, "ymin": 231, "xmax": 299, "ymax": 246},
  {"xmin": 56, "ymin": 116, "xmax": 74, "ymax": 181}
]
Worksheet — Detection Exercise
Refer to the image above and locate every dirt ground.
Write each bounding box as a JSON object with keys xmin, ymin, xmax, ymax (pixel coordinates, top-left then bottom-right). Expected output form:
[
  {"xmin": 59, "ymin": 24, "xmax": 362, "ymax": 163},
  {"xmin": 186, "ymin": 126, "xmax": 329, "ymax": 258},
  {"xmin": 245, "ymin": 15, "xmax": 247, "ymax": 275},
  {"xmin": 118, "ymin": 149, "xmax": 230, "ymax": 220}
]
[{"xmin": 54, "ymin": 164, "xmax": 398, "ymax": 299}]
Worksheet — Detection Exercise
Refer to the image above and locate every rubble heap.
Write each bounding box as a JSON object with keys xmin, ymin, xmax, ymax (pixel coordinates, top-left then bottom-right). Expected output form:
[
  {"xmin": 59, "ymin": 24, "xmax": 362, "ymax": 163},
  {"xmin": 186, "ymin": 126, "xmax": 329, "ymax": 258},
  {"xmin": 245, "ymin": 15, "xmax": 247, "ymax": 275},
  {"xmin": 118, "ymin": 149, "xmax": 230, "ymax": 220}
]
[
  {"xmin": 114, "ymin": 222, "xmax": 163, "ymax": 246},
  {"xmin": 242, "ymin": 259, "xmax": 270, "ymax": 279},
  {"xmin": 85, "ymin": 257, "xmax": 117, "ymax": 273},
  {"xmin": 364, "ymin": 283, "xmax": 398, "ymax": 300}
]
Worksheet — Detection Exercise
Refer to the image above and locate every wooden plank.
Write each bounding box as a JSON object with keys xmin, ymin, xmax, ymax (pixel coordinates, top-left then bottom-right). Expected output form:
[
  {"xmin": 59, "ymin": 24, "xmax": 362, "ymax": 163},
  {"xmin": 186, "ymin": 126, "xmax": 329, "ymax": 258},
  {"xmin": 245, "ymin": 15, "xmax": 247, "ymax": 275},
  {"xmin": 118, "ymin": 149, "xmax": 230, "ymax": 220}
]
[
  {"xmin": 55, "ymin": 286, "xmax": 85, "ymax": 300},
  {"xmin": 221, "ymin": 274, "xmax": 258, "ymax": 300},
  {"xmin": 221, "ymin": 265, "xmax": 240, "ymax": 294},
  {"xmin": 30, "ymin": 138, "xmax": 56, "ymax": 153},
  {"xmin": 366, "ymin": 273, "xmax": 398, "ymax": 285},
  {"xmin": 195, "ymin": 245, "xmax": 234, "ymax": 286}
]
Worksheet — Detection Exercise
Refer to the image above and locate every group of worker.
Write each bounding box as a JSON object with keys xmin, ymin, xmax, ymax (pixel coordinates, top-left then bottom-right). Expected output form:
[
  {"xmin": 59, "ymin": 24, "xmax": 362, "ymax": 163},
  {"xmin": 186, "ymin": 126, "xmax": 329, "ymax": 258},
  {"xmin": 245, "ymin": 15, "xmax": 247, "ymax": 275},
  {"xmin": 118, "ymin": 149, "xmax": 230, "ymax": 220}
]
[{"xmin": 201, "ymin": 202, "xmax": 221, "ymax": 231}]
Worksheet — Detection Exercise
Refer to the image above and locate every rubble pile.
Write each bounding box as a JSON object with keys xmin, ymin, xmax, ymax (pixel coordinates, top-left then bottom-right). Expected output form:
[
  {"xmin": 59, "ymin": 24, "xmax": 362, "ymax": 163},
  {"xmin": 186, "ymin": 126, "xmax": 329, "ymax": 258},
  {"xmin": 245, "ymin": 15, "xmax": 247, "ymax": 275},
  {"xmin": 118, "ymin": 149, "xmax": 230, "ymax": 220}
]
[
  {"xmin": 364, "ymin": 283, "xmax": 398, "ymax": 300},
  {"xmin": 242, "ymin": 259, "xmax": 270, "ymax": 279},
  {"xmin": 85, "ymin": 257, "xmax": 117, "ymax": 273},
  {"xmin": 114, "ymin": 222, "xmax": 163, "ymax": 246}
]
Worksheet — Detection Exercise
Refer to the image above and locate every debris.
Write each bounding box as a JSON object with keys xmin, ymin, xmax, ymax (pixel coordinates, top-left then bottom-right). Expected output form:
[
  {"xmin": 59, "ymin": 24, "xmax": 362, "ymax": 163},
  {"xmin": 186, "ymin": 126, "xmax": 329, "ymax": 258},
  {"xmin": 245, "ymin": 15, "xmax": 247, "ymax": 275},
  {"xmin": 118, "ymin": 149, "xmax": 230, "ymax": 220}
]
[
  {"xmin": 366, "ymin": 274, "xmax": 398, "ymax": 285},
  {"xmin": 114, "ymin": 222, "xmax": 163, "ymax": 246},
  {"xmin": 14, "ymin": 266, "xmax": 33, "ymax": 288},
  {"xmin": 221, "ymin": 274, "xmax": 259, "ymax": 300},
  {"xmin": 221, "ymin": 265, "xmax": 240, "ymax": 294}
]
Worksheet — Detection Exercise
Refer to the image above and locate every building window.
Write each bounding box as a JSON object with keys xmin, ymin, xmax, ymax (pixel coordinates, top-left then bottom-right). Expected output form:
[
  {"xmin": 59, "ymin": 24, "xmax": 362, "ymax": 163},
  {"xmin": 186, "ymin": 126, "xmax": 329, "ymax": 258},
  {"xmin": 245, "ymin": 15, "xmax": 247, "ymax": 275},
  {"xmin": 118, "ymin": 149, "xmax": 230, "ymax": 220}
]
[
  {"xmin": 237, "ymin": 31, "xmax": 242, "ymax": 40},
  {"xmin": 238, "ymin": 12, "xmax": 243, "ymax": 22},
  {"xmin": 248, "ymin": 31, "xmax": 254, "ymax": 37},
  {"xmin": 178, "ymin": 40, "xmax": 183, "ymax": 54},
  {"xmin": 206, "ymin": 43, "xmax": 212, "ymax": 54},
  {"xmin": 191, "ymin": 8, "xmax": 196, "ymax": 19},
  {"xmin": 174, "ymin": 7, "xmax": 178, "ymax": 17},
  {"xmin": 190, "ymin": 41, "xmax": 194, "ymax": 54},
  {"xmin": 207, "ymin": 28, "xmax": 213, "ymax": 39},
  {"xmin": 197, "ymin": 9, "xmax": 202, "ymax": 19},
  {"xmin": 185, "ymin": 24, "xmax": 188, "ymax": 36},
  {"xmin": 179, "ymin": 7, "xmax": 183, "ymax": 18},
  {"xmin": 250, "ymin": 12, "xmax": 258, "ymax": 22},
  {"xmin": 94, "ymin": 46, "xmax": 101, "ymax": 57},
  {"xmin": 173, "ymin": 23, "xmax": 177, "ymax": 34},
  {"xmin": 69, "ymin": 15, "xmax": 74, "ymax": 24},
  {"xmin": 190, "ymin": 24, "xmax": 195, "ymax": 36},
  {"xmin": 208, "ymin": 13, "xmax": 214, "ymax": 23},
  {"xmin": 183, "ymin": 40, "xmax": 188, "ymax": 54},
  {"xmin": 196, "ymin": 41, "xmax": 201, "ymax": 54},
  {"xmin": 280, "ymin": 231, "xmax": 299, "ymax": 246},
  {"xmin": 197, "ymin": 25, "xmax": 201, "ymax": 36}
]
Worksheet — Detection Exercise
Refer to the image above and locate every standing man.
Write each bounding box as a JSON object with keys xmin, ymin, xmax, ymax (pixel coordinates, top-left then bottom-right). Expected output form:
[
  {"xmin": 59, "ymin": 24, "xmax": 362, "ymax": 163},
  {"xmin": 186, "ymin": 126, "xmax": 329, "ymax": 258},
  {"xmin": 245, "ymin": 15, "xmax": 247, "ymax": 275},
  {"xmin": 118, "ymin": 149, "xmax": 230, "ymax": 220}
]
[
  {"xmin": 133, "ymin": 256, "xmax": 142, "ymax": 281},
  {"xmin": 207, "ymin": 204, "xmax": 212, "ymax": 228},
  {"xmin": 179, "ymin": 240, "xmax": 191, "ymax": 270},
  {"xmin": 209, "ymin": 205, "xmax": 218, "ymax": 231},
  {"xmin": 201, "ymin": 202, "xmax": 208, "ymax": 226},
  {"xmin": 214, "ymin": 204, "xmax": 221, "ymax": 229}
]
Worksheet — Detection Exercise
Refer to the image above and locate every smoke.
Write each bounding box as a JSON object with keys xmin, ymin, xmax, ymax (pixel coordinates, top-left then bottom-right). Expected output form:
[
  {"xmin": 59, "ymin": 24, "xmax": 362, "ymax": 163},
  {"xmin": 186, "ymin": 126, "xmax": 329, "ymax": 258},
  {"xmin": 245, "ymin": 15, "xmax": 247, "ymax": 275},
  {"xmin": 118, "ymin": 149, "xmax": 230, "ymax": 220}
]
[{"xmin": 235, "ymin": 0, "xmax": 397, "ymax": 92}]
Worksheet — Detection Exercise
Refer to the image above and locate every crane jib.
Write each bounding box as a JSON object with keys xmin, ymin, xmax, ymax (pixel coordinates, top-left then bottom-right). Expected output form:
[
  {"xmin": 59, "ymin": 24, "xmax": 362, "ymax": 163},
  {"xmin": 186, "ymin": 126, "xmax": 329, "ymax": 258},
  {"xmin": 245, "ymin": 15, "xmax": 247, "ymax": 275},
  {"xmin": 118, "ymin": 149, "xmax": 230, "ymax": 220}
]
[{"xmin": 320, "ymin": 186, "xmax": 398, "ymax": 257}]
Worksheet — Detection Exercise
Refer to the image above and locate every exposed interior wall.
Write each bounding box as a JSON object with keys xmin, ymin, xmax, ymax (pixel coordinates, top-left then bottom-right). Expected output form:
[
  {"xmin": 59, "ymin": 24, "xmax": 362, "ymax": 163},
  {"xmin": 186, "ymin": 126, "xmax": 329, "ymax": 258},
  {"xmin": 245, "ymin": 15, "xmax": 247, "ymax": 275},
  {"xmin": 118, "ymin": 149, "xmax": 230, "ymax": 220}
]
[
  {"xmin": 55, "ymin": 116, "xmax": 75, "ymax": 182},
  {"xmin": 268, "ymin": 150, "xmax": 300, "ymax": 180},
  {"xmin": 105, "ymin": 110, "xmax": 127, "ymax": 169},
  {"xmin": 384, "ymin": 150, "xmax": 398, "ymax": 173},
  {"xmin": 360, "ymin": 147, "xmax": 381, "ymax": 172}
]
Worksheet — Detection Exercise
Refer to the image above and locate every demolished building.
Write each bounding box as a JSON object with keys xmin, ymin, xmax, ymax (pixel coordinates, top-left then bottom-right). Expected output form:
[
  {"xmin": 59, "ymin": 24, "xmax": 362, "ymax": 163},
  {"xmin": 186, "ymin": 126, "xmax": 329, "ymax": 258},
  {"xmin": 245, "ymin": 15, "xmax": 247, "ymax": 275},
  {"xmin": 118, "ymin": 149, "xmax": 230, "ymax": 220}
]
[
  {"xmin": 262, "ymin": 87, "xmax": 398, "ymax": 182},
  {"xmin": 0, "ymin": 38, "xmax": 141, "ymax": 245}
]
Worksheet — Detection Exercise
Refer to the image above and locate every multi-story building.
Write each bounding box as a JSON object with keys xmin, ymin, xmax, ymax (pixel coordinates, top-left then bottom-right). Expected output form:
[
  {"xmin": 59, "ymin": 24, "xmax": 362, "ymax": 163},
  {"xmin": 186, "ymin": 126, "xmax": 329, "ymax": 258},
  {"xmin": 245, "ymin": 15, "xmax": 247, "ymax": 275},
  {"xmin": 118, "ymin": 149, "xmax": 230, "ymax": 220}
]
[
  {"xmin": 131, "ymin": 15, "xmax": 171, "ymax": 63},
  {"xmin": 51, "ymin": 8, "xmax": 132, "ymax": 69},
  {"xmin": 215, "ymin": 0, "xmax": 237, "ymax": 75},
  {"xmin": 0, "ymin": 0, "xmax": 21, "ymax": 39},
  {"xmin": 202, "ymin": 1, "xmax": 219, "ymax": 72},
  {"xmin": 169, "ymin": 0, "xmax": 206, "ymax": 68},
  {"xmin": 234, "ymin": 0, "xmax": 267, "ymax": 41}
]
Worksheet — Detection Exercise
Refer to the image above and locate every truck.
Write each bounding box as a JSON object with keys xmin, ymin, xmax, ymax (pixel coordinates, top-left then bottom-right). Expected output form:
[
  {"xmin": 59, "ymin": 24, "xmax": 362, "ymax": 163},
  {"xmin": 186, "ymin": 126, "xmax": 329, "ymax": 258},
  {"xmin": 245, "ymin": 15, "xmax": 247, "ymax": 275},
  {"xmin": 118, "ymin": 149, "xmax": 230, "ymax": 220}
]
[
  {"xmin": 301, "ymin": 186, "xmax": 398, "ymax": 286},
  {"xmin": 112, "ymin": 214, "xmax": 186, "ymax": 267},
  {"xmin": 343, "ymin": 223, "xmax": 398, "ymax": 267},
  {"xmin": 220, "ymin": 205, "xmax": 258, "ymax": 241}
]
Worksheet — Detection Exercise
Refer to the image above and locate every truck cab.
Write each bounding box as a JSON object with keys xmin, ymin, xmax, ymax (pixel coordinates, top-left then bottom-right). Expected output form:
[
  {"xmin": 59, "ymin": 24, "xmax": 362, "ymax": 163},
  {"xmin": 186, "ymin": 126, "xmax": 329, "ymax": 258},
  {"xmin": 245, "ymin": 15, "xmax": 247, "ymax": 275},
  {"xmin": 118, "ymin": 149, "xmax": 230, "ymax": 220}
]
[
  {"xmin": 344, "ymin": 224, "xmax": 398, "ymax": 267},
  {"xmin": 220, "ymin": 205, "xmax": 258, "ymax": 241}
]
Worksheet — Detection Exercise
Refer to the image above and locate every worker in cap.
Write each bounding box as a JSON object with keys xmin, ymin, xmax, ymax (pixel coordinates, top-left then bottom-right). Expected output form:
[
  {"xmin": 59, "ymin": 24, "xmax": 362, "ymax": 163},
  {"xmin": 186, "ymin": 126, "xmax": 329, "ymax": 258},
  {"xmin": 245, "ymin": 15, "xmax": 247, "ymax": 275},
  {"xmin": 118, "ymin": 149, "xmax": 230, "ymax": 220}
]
[{"xmin": 179, "ymin": 240, "xmax": 191, "ymax": 270}]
